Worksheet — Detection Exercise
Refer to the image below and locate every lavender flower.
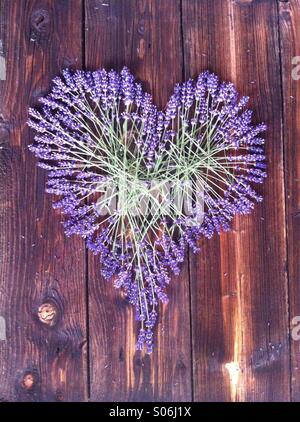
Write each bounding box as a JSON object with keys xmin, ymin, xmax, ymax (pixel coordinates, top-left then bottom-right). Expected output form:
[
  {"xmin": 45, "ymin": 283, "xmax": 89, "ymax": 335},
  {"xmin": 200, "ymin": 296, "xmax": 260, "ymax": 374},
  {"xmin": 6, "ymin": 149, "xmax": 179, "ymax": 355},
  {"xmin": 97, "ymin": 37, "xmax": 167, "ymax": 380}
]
[{"xmin": 28, "ymin": 67, "xmax": 266, "ymax": 353}]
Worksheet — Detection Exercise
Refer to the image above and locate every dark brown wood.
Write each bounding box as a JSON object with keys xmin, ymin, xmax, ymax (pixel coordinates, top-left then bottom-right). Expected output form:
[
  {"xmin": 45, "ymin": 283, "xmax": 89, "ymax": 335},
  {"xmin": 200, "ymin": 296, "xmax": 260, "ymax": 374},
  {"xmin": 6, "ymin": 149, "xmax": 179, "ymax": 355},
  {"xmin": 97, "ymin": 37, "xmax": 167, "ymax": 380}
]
[
  {"xmin": 85, "ymin": 0, "xmax": 192, "ymax": 402},
  {"xmin": 182, "ymin": 0, "xmax": 234, "ymax": 402},
  {"xmin": 279, "ymin": 0, "xmax": 300, "ymax": 402},
  {"xmin": 183, "ymin": 0, "xmax": 290, "ymax": 401},
  {"xmin": 0, "ymin": 0, "xmax": 298, "ymax": 402},
  {"xmin": 0, "ymin": 0, "xmax": 87, "ymax": 402}
]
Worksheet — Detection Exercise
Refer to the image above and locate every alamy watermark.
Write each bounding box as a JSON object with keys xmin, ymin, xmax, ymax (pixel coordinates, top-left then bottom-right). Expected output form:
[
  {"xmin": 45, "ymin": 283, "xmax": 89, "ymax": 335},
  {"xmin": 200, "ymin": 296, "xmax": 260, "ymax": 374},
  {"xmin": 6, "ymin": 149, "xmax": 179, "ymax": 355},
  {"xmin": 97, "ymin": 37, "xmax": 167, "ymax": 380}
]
[
  {"xmin": 292, "ymin": 56, "xmax": 300, "ymax": 81},
  {"xmin": 0, "ymin": 315, "xmax": 6, "ymax": 341},
  {"xmin": 0, "ymin": 40, "xmax": 6, "ymax": 81},
  {"xmin": 291, "ymin": 316, "xmax": 300, "ymax": 342},
  {"xmin": 94, "ymin": 177, "xmax": 205, "ymax": 226}
]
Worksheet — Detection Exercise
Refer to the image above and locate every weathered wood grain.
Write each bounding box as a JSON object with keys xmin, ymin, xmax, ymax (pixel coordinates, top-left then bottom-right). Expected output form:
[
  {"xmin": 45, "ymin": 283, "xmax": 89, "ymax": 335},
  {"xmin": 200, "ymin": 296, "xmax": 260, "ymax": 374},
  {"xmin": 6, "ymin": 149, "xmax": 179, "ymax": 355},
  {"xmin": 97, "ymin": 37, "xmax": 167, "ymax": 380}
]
[
  {"xmin": 279, "ymin": 0, "xmax": 300, "ymax": 402},
  {"xmin": 182, "ymin": 0, "xmax": 234, "ymax": 401},
  {"xmin": 0, "ymin": 0, "xmax": 87, "ymax": 402},
  {"xmin": 0, "ymin": 0, "xmax": 297, "ymax": 402},
  {"xmin": 85, "ymin": 0, "xmax": 192, "ymax": 402},
  {"xmin": 182, "ymin": 0, "xmax": 290, "ymax": 401}
]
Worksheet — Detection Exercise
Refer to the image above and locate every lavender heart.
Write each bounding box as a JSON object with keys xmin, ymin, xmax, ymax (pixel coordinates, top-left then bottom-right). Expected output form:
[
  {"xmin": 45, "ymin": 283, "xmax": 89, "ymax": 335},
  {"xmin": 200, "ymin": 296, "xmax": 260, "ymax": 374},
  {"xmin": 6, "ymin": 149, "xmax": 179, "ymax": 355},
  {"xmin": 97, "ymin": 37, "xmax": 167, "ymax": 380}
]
[{"xmin": 28, "ymin": 67, "xmax": 266, "ymax": 353}]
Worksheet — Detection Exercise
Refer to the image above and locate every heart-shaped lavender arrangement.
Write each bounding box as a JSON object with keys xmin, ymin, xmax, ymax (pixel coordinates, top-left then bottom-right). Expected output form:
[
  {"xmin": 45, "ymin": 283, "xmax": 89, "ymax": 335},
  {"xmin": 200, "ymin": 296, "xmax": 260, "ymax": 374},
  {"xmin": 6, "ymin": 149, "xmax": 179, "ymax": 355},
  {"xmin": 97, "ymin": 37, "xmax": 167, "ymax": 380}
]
[{"xmin": 28, "ymin": 67, "xmax": 266, "ymax": 353}]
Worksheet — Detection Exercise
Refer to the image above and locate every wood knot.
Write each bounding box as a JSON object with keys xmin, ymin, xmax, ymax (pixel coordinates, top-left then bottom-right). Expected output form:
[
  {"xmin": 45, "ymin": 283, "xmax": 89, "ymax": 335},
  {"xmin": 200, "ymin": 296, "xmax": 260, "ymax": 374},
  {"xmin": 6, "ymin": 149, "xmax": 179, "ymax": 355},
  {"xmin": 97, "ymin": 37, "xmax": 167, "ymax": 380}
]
[
  {"xmin": 22, "ymin": 373, "xmax": 35, "ymax": 390},
  {"xmin": 55, "ymin": 389, "xmax": 64, "ymax": 402},
  {"xmin": 16, "ymin": 368, "xmax": 40, "ymax": 399},
  {"xmin": 177, "ymin": 358, "xmax": 187, "ymax": 371},
  {"xmin": 29, "ymin": 9, "xmax": 50, "ymax": 42},
  {"xmin": 137, "ymin": 20, "xmax": 145, "ymax": 35},
  {"xmin": 38, "ymin": 302, "xmax": 58, "ymax": 326},
  {"xmin": 30, "ymin": 9, "xmax": 50, "ymax": 32}
]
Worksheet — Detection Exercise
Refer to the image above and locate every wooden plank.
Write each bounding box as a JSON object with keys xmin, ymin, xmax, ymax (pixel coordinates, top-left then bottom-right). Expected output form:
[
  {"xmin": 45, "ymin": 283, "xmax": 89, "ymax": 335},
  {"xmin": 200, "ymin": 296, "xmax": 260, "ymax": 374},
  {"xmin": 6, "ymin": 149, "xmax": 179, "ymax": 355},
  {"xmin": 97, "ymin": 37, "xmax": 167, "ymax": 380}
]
[
  {"xmin": 85, "ymin": 0, "xmax": 192, "ymax": 401},
  {"xmin": 279, "ymin": 0, "xmax": 300, "ymax": 402},
  {"xmin": 182, "ymin": 0, "xmax": 289, "ymax": 401},
  {"xmin": 0, "ymin": 0, "xmax": 87, "ymax": 402},
  {"xmin": 182, "ymin": 0, "xmax": 234, "ymax": 402}
]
